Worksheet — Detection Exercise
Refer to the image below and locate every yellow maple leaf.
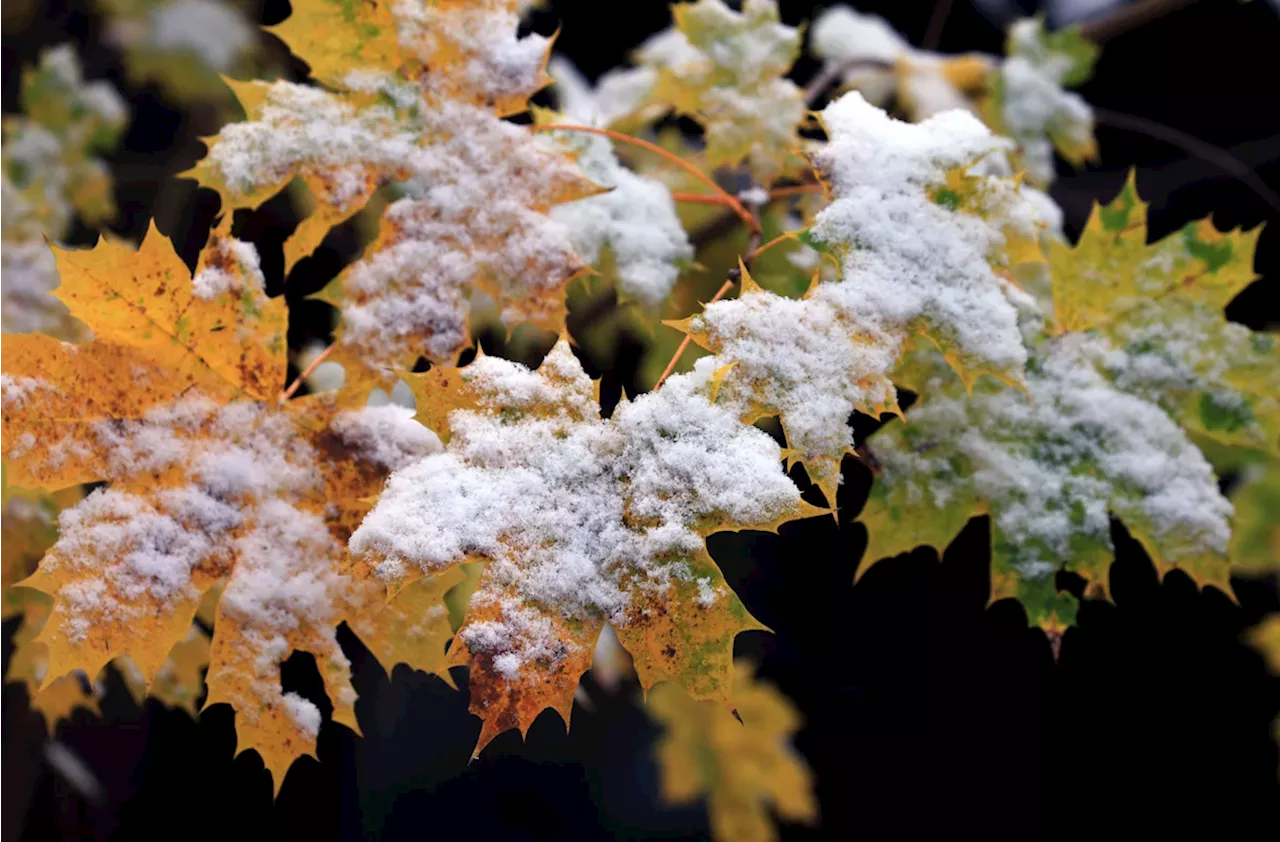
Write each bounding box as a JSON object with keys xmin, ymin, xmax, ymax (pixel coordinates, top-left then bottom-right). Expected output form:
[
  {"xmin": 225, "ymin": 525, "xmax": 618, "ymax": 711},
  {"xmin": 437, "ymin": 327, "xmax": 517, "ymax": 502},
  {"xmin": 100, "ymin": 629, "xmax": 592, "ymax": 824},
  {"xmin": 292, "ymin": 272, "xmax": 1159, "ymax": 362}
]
[
  {"xmin": 647, "ymin": 0, "xmax": 808, "ymax": 182},
  {"xmin": 2, "ymin": 227, "xmax": 450, "ymax": 794},
  {"xmin": 351, "ymin": 339, "xmax": 820, "ymax": 755},
  {"xmin": 649, "ymin": 660, "xmax": 817, "ymax": 842},
  {"xmin": 676, "ymin": 265, "xmax": 898, "ymax": 505}
]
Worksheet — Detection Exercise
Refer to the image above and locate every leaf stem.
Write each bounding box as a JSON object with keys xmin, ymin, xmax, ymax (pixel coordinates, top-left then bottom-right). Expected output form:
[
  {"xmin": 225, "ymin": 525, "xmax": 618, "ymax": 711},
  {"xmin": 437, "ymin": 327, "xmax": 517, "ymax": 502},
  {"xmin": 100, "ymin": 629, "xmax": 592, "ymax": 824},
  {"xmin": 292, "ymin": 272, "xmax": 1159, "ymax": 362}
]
[
  {"xmin": 921, "ymin": 0, "xmax": 955, "ymax": 51},
  {"xmin": 1079, "ymin": 0, "xmax": 1200, "ymax": 43},
  {"xmin": 670, "ymin": 191, "xmax": 738, "ymax": 206},
  {"xmin": 769, "ymin": 183, "xmax": 823, "ymax": 199},
  {"xmin": 746, "ymin": 232, "xmax": 793, "ymax": 263},
  {"xmin": 655, "ymin": 203, "xmax": 764, "ymax": 389},
  {"xmin": 804, "ymin": 58, "xmax": 894, "ymax": 108},
  {"xmin": 280, "ymin": 343, "xmax": 335, "ymax": 402},
  {"xmin": 535, "ymin": 124, "xmax": 760, "ymax": 233}
]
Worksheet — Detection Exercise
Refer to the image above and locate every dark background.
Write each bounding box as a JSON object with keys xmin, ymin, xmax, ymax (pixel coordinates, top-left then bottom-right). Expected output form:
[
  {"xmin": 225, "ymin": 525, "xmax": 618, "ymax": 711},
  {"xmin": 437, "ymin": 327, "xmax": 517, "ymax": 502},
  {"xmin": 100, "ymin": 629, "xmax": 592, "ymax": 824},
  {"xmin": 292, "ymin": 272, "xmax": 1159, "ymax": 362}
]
[{"xmin": 4, "ymin": 1, "xmax": 1279, "ymax": 839}]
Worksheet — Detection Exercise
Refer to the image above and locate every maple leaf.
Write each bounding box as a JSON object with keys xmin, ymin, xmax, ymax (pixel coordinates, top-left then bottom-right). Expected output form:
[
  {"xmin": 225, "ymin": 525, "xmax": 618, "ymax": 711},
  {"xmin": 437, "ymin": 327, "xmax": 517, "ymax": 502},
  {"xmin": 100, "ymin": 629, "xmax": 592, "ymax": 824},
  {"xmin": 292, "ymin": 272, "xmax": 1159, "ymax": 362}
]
[
  {"xmin": 184, "ymin": 1, "xmax": 597, "ymax": 393},
  {"xmin": 272, "ymin": 0, "xmax": 552, "ymax": 117},
  {"xmin": 1230, "ymin": 458, "xmax": 1280, "ymax": 575},
  {"xmin": 807, "ymin": 91, "xmax": 1045, "ymax": 392},
  {"xmin": 677, "ymin": 265, "xmax": 898, "ymax": 506},
  {"xmin": 599, "ymin": 0, "xmax": 807, "ymax": 182},
  {"xmin": 1049, "ymin": 176, "xmax": 1274, "ymax": 455},
  {"xmin": 534, "ymin": 105, "xmax": 694, "ymax": 309},
  {"xmin": 859, "ymin": 330, "xmax": 1235, "ymax": 641},
  {"xmin": 2, "ymin": 44, "xmax": 127, "ymax": 337},
  {"xmin": 649, "ymin": 660, "xmax": 817, "ymax": 842},
  {"xmin": 669, "ymin": 93, "xmax": 1051, "ymax": 504},
  {"xmin": 350, "ymin": 340, "xmax": 819, "ymax": 754},
  {"xmin": 96, "ymin": 0, "xmax": 258, "ymax": 102},
  {"xmin": 1, "ymin": 227, "xmax": 448, "ymax": 793},
  {"xmin": 981, "ymin": 18, "xmax": 1098, "ymax": 186}
]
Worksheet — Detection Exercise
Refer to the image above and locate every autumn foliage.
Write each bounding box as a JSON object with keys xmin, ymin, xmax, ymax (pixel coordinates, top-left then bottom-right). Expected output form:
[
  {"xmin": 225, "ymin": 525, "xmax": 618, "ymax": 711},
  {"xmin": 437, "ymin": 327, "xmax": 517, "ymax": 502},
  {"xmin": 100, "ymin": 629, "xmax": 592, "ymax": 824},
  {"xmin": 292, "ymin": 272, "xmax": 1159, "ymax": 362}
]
[{"xmin": 2, "ymin": 1, "xmax": 1277, "ymax": 839}]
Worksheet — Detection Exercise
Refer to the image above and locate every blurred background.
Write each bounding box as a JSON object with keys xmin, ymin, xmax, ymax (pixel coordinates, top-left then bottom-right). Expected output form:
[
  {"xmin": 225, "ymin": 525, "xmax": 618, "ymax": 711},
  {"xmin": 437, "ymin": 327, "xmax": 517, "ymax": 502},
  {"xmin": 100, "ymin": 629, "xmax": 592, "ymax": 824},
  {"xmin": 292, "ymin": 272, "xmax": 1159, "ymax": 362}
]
[{"xmin": 3, "ymin": 0, "xmax": 1279, "ymax": 839}]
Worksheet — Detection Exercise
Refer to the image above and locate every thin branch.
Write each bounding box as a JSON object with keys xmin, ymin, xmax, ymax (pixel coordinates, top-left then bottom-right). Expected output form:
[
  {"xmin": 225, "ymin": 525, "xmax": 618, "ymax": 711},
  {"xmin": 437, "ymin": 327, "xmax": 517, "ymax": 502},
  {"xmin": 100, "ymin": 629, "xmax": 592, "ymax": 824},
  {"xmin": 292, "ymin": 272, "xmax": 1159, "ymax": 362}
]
[
  {"xmin": 921, "ymin": 0, "xmax": 955, "ymax": 51},
  {"xmin": 656, "ymin": 203, "xmax": 764, "ymax": 389},
  {"xmin": 670, "ymin": 191, "xmax": 737, "ymax": 206},
  {"xmin": 279, "ymin": 343, "xmax": 334, "ymax": 402},
  {"xmin": 746, "ymin": 231, "xmax": 794, "ymax": 263},
  {"xmin": 534, "ymin": 124, "xmax": 760, "ymax": 233},
  {"xmin": 1093, "ymin": 107, "xmax": 1280, "ymax": 215},
  {"xmin": 769, "ymin": 183, "xmax": 823, "ymax": 199},
  {"xmin": 804, "ymin": 58, "xmax": 894, "ymax": 108},
  {"xmin": 1079, "ymin": 0, "xmax": 1200, "ymax": 43}
]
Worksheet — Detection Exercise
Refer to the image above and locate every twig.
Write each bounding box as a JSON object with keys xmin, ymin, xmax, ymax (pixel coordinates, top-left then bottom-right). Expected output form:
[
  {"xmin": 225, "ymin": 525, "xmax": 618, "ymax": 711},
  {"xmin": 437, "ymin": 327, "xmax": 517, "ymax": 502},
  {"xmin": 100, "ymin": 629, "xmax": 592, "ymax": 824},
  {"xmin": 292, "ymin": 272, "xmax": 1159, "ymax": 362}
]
[
  {"xmin": 921, "ymin": 0, "xmax": 955, "ymax": 51},
  {"xmin": 746, "ymin": 232, "xmax": 793, "ymax": 263},
  {"xmin": 656, "ymin": 202, "xmax": 765, "ymax": 388},
  {"xmin": 670, "ymin": 191, "xmax": 737, "ymax": 206},
  {"xmin": 1093, "ymin": 107, "xmax": 1280, "ymax": 215},
  {"xmin": 804, "ymin": 58, "xmax": 894, "ymax": 108},
  {"xmin": 279, "ymin": 343, "xmax": 334, "ymax": 402},
  {"xmin": 534, "ymin": 124, "xmax": 760, "ymax": 233},
  {"xmin": 769, "ymin": 183, "xmax": 823, "ymax": 199},
  {"xmin": 1079, "ymin": 0, "xmax": 1200, "ymax": 43}
]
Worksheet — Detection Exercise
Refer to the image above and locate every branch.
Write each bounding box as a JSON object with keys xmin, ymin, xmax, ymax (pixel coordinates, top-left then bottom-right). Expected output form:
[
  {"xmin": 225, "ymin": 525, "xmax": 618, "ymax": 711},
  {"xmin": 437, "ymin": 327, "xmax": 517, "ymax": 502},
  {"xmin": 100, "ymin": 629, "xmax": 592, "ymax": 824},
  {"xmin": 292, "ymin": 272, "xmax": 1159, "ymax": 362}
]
[
  {"xmin": 656, "ymin": 202, "xmax": 765, "ymax": 388},
  {"xmin": 804, "ymin": 58, "xmax": 894, "ymax": 108},
  {"xmin": 534, "ymin": 124, "xmax": 760, "ymax": 233},
  {"xmin": 1078, "ymin": 0, "xmax": 1200, "ymax": 43},
  {"xmin": 279, "ymin": 343, "xmax": 334, "ymax": 402},
  {"xmin": 1093, "ymin": 107, "xmax": 1280, "ymax": 215},
  {"xmin": 921, "ymin": 0, "xmax": 955, "ymax": 51}
]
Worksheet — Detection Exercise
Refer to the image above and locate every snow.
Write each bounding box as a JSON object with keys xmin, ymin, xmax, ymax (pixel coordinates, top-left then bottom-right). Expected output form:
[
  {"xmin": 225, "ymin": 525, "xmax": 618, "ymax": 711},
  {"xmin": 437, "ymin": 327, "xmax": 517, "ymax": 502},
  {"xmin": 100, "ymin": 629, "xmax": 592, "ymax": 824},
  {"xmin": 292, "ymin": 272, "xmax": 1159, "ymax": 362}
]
[
  {"xmin": 192, "ymin": 236, "xmax": 263, "ymax": 299},
  {"xmin": 544, "ymin": 77, "xmax": 693, "ymax": 306},
  {"xmin": 329, "ymin": 405, "xmax": 442, "ymax": 470},
  {"xmin": 282, "ymin": 691, "xmax": 322, "ymax": 739},
  {"xmin": 350, "ymin": 340, "xmax": 801, "ymax": 678},
  {"xmin": 2, "ymin": 46, "xmax": 125, "ymax": 336},
  {"xmin": 1, "ymin": 374, "xmax": 59, "ymax": 408},
  {"xmin": 810, "ymin": 6, "xmax": 908, "ymax": 65},
  {"xmin": 391, "ymin": 0, "xmax": 549, "ymax": 107},
  {"xmin": 874, "ymin": 336, "xmax": 1233, "ymax": 579},
  {"xmin": 207, "ymin": 74, "xmax": 591, "ymax": 368},
  {"xmin": 146, "ymin": 0, "xmax": 255, "ymax": 71},
  {"xmin": 810, "ymin": 92, "xmax": 1029, "ymax": 380},
  {"xmin": 690, "ymin": 281, "xmax": 899, "ymax": 479}
]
